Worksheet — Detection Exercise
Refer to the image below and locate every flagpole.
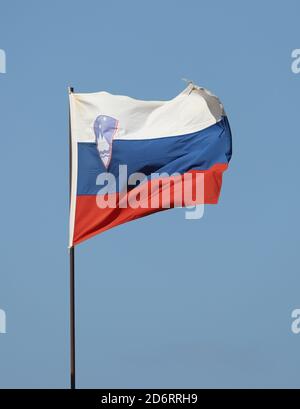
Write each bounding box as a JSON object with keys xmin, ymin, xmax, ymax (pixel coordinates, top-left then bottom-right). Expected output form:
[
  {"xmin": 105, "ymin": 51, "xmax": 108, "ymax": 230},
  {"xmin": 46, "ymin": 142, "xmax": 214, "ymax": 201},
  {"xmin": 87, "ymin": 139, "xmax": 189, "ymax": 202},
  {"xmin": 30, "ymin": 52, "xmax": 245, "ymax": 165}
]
[{"xmin": 68, "ymin": 86, "xmax": 76, "ymax": 389}]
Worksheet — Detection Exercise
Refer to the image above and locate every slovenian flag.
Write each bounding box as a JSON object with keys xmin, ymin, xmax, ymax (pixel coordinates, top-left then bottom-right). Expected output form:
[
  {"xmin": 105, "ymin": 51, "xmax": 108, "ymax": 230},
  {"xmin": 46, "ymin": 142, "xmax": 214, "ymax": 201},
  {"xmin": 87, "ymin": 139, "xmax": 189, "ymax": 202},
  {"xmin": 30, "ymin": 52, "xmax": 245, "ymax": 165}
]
[{"xmin": 69, "ymin": 83, "xmax": 232, "ymax": 246}]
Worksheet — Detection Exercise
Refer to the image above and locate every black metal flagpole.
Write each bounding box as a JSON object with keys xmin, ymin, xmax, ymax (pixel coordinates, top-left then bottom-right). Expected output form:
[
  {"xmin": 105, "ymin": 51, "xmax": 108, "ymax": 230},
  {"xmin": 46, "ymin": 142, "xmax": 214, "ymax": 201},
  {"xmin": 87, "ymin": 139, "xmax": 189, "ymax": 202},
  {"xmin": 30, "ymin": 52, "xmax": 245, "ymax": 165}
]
[{"xmin": 68, "ymin": 86, "xmax": 76, "ymax": 389}]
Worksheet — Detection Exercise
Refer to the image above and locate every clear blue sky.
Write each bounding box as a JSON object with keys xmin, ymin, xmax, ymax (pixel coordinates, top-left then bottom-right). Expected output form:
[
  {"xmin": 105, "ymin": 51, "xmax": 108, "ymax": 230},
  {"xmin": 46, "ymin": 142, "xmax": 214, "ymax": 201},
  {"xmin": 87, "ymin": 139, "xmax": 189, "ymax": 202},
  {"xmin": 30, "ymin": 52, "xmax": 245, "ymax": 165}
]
[{"xmin": 0, "ymin": 0, "xmax": 300, "ymax": 388}]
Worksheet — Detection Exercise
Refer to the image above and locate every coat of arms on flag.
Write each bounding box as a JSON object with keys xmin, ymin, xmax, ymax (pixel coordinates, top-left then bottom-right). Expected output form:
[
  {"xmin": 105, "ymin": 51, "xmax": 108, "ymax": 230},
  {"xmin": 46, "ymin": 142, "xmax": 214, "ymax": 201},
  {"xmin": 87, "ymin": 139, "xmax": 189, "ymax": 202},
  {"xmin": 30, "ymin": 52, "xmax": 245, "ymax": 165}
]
[{"xmin": 94, "ymin": 115, "xmax": 118, "ymax": 168}]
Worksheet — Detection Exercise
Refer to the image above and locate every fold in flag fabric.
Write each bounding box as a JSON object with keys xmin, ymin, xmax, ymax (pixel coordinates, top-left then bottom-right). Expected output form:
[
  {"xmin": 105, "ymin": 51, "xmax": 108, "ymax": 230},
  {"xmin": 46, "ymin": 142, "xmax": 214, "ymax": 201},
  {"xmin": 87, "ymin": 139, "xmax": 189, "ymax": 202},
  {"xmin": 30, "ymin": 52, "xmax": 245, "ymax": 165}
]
[{"xmin": 69, "ymin": 83, "xmax": 232, "ymax": 246}]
